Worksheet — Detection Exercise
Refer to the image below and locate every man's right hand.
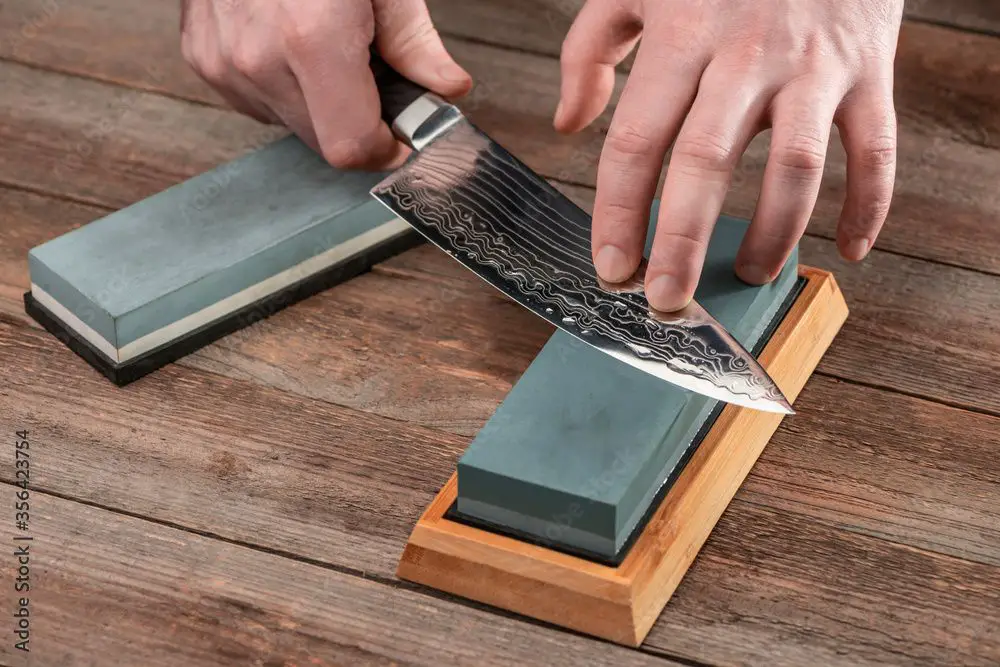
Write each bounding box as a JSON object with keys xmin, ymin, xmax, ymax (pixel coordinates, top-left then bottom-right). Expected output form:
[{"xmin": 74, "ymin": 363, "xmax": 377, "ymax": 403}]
[{"xmin": 181, "ymin": 0, "xmax": 472, "ymax": 169}]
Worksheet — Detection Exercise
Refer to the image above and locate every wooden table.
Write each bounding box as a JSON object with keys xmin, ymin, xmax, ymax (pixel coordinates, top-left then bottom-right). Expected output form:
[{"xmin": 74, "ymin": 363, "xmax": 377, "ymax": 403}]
[{"xmin": 2, "ymin": 1, "xmax": 999, "ymax": 665}]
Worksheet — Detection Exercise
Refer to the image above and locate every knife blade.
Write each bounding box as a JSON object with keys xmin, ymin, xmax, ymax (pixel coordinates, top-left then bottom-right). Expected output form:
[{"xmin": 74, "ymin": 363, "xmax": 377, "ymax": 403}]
[{"xmin": 366, "ymin": 53, "xmax": 793, "ymax": 414}]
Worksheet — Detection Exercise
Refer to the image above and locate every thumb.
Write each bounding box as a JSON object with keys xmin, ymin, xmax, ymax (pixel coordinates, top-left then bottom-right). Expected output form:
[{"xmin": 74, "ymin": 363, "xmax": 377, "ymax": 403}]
[
  {"xmin": 556, "ymin": 0, "xmax": 642, "ymax": 134},
  {"xmin": 373, "ymin": 0, "xmax": 472, "ymax": 98}
]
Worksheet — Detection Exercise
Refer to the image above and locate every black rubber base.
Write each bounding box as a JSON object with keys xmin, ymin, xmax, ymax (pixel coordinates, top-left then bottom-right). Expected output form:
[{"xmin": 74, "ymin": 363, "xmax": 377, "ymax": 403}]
[
  {"xmin": 444, "ymin": 275, "xmax": 808, "ymax": 567},
  {"xmin": 25, "ymin": 231, "xmax": 422, "ymax": 387}
]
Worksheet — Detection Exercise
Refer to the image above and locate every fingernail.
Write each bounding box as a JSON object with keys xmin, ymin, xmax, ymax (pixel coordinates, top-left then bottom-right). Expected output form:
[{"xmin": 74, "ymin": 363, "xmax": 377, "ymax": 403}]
[
  {"xmin": 647, "ymin": 274, "xmax": 690, "ymax": 312},
  {"xmin": 844, "ymin": 237, "xmax": 870, "ymax": 261},
  {"xmin": 594, "ymin": 245, "xmax": 633, "ymax": 282},
  {"xmin": 437, "ymin": 62, "xmax": 470, "ymax": 84},
  {"xmin": 737, "ymin": 263, "xmax": 772, "ymax": 286},
  {"xmin": 554, "ymin": 100, "xmax": 565, "ymax": 126}
]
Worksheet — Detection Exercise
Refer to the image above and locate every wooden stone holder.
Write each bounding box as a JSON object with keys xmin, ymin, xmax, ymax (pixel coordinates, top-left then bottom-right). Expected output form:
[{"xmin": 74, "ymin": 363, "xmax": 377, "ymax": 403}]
[{"xmin": 397, "ymin": 266, "xmax": 847, "ymax": 646}]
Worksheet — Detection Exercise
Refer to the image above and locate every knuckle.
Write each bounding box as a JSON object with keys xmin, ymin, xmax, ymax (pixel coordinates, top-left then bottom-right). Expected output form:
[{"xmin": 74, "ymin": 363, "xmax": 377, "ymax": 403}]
[
  {"xmin": 560, "ymin": 28, "xmax": 594, "ymax": 68},
  {"xmin": 594, "ymin": 200, "xmax": 646, "ymax": 237},
  {"xmin": 605, "ymin": 122, "xmax": 656, "ymax": 159},
  {"xmin": 229, "ymin": 41, "xmax": 270, "ymax": 78},
  {"xmin": 859, "ymin": 135, "xmax": 897, "ymax": 170},
  {"xmin": 321, "ymin": 139, "xmax": 371, "ymax": 169},
  {"xmin": 856, "ymin": 194, "xmax": 892, "ymax": 226},
  {"xmin": 673, "ymin": 129, "xmax": 737, "ymax": 174},
  {"xmin": 384, "ymin": 19, "xmax": 438, "ymax": 59},
  {"xmin": 658, "ymin": 228, "xmax": 708, "ymax": 253},
  {"xmin": 775, "ymin": 131, "xmax": 828, "ymax": 174},
  {"xmin": 283, "ymin": 6, "xmax": 371, "ymax": 58},
  {"xmin": 751, "ymin": 226, "xmax": 803, "ymax": 249},
  {"xmin": 282, "ymin": 18, "xmax": 319, "ymax": 54},
  {"xmin": 196, "ymin": 53, "xmax": 228, "ymax": 86}
]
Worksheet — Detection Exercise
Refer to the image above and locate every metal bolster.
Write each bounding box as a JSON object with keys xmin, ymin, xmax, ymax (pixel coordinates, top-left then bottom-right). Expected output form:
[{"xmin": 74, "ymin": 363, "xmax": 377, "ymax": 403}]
[{"xmin": 391, "ymin": 93, "xmax": 464, "ymax": 151}]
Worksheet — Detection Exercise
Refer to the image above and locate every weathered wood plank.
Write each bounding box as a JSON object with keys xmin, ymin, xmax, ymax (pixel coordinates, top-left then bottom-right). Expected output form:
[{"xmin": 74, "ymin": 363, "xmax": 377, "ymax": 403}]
[
  {"xmin": 645, "ymin": 500, "xmax": 1000, "ymax": 665},
  {"xmin": 0, "ymin": 2, "xmax": 997, "ymax": 664},
  {"xmin": 0, "ymin": 188, "xmax": 105, "ymax": 323},
  {"xmin": 906, "ymin": 0, "xmax": 1000, "ymax": 34},
  {"xmin": 0, "ymin": 0, "xmax": 219, "ymax": 104},
  {"xmin": 0, "ymin": 490, "xmax": 678, "ymax": 667},
  {"xmin": 0, "ymin": 318, "xmax": 466, "ymax": 580},
  {"xmin": 801, "ymin": 235, "xmax": 1000, "ymax": 417},
  {"xmin": 3, "ymin": 312, "xmax": 999, "ymax": 595},
  {"xmin": 748, "ymin": 376, "xmax": 1000, "ymax": 568},
  {"xmin": 0, "ymin": 60, "xmax": 282, "ymax": 209},
  {"xmin": 2, "ymin": 326, "xmax": 999, "ymax": 664}
]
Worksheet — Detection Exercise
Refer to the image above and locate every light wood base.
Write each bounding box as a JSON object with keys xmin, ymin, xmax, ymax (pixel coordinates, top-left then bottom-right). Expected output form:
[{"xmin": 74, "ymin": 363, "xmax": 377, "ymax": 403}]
[{"xmin": 397, "ymin": 266, "xmax": 848, "ymax": 646}]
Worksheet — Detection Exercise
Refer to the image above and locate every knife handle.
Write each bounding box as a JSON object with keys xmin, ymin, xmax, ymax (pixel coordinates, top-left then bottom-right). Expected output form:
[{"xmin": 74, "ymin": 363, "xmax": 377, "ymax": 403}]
[{"xmin": 369, "ymin": 49, "xmax": 429, "ymax": 125}]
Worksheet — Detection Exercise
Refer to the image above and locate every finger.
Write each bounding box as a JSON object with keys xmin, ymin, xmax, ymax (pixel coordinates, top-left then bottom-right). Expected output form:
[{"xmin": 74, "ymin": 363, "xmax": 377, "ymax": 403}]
[
  {"xmin": 735, "ymin": 75, "xmax": 846, "ymax": 284},
  {"xmin": 555, "ymin": 0, "xmax": 642, "ymax": 134},
  {"xmin": 373, "ymin": 0, "xmax": 472, "ymax": 98},
  {"xmin": 834, "ymin": 78, "xmax": 897, "ymax": 261},
  {"xmin": 647, "ymin": 59, "xmax": 772, "ymax": 311},
  {"xmin": 591, "ymin": 36, "xmax": 708, "ymax": 284},
  {"xmin": 284, "ymin": 1, "xmax": 404, "ymax": 169}
]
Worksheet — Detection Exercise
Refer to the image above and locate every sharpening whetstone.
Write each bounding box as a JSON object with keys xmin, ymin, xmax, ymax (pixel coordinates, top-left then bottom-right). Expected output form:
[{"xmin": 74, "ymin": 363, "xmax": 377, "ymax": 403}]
[
  {"xmin": 24, "ymin": 136, "xmax": 419, "ymax": 385},
  {"xmin": 455, "ymin": 210, "xmax": 799, "ymax": 562}
]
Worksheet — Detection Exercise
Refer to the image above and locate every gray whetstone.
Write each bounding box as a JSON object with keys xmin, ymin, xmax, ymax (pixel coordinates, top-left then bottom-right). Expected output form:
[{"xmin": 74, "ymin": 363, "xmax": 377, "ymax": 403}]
[
  {"xmin": 457, "ymin": 210, "xmax": 799, "ymax": 559},
  {"xmin": 28, "ymin": 136, "xmax": 403, "ymax": 353}
]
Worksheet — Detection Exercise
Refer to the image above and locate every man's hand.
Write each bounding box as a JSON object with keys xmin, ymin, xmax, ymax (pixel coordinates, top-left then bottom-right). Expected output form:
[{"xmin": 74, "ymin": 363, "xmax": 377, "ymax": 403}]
[
  {"xmin": 181, "ymin": 0, "xmax": 472, "ymax": 169},
  {"xmin": 556, "ymin": 0, "xmax": 904, "ymax": 311}
]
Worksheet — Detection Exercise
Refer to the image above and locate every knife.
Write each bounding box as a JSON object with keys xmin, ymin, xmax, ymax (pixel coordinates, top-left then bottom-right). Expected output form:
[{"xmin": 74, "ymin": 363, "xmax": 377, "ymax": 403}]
[{"xmin": 366, "ymin": 52, "xmax": 793, "ymax": 415}]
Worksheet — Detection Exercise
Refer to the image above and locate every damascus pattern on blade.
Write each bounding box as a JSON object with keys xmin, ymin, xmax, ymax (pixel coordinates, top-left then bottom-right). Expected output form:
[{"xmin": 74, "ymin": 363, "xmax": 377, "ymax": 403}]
[{"xmin": 371, "ymin": 120, "xmax": 786, "ymax": 407}]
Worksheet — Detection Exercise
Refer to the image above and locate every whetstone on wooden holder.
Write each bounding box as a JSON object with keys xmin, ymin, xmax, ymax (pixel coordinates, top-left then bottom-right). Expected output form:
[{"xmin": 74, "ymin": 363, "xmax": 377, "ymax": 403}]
[{"xmin": 397, "ymin": 215, "xmax": 848, "ymax": 646}]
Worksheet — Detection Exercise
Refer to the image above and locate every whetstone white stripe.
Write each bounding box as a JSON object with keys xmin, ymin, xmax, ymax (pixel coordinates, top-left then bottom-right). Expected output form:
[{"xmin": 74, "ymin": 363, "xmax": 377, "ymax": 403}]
[
  {"xmin": 31, "ymin": 284, "xmax": 122, "ymax": 362},
  {"xmin": 32, "ymin": 217, "xmax": 412, "ymax": 365}
]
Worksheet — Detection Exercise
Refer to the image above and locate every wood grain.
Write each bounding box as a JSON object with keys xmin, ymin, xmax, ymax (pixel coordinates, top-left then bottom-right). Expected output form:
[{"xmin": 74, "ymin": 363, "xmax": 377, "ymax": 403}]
[
  {"xmin": 0, "ymin": 0, "xmax": 219, "ymax": 104},
  {"xmin": 906, "ymin": 0, "xmax": 1000, "ymax": 34},
  {"xmin": 399, "ymin": 267, "xmax": 849, "ymax": 646},
  {"xmin": 1, "ymin": 275, "xmax": 999, "ymax": 662},
  {"xmin": 0, "ymin": 317, "xmax": 469, "ymax": 581},
  {"xmin": 745, "ymin": 375, "xmax": 1000, "ymax": 567},
  {"xmin": 0, "ymin": 187, "xmax": 104, "ymax": 323},
  {"xmin": 0, "ymin": 490, "xmax": 679, "ymax": 667},
  {"xmin": 0, "ymin": 59, "xmax": 283, "ymax": 209},
  {"xmin": 0, "ymin": 2, "xmax": 998, "ymax": 663},
  {"xmin": 645, "ymin": 499, "xmax": 1000, "ymax": 666}
]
